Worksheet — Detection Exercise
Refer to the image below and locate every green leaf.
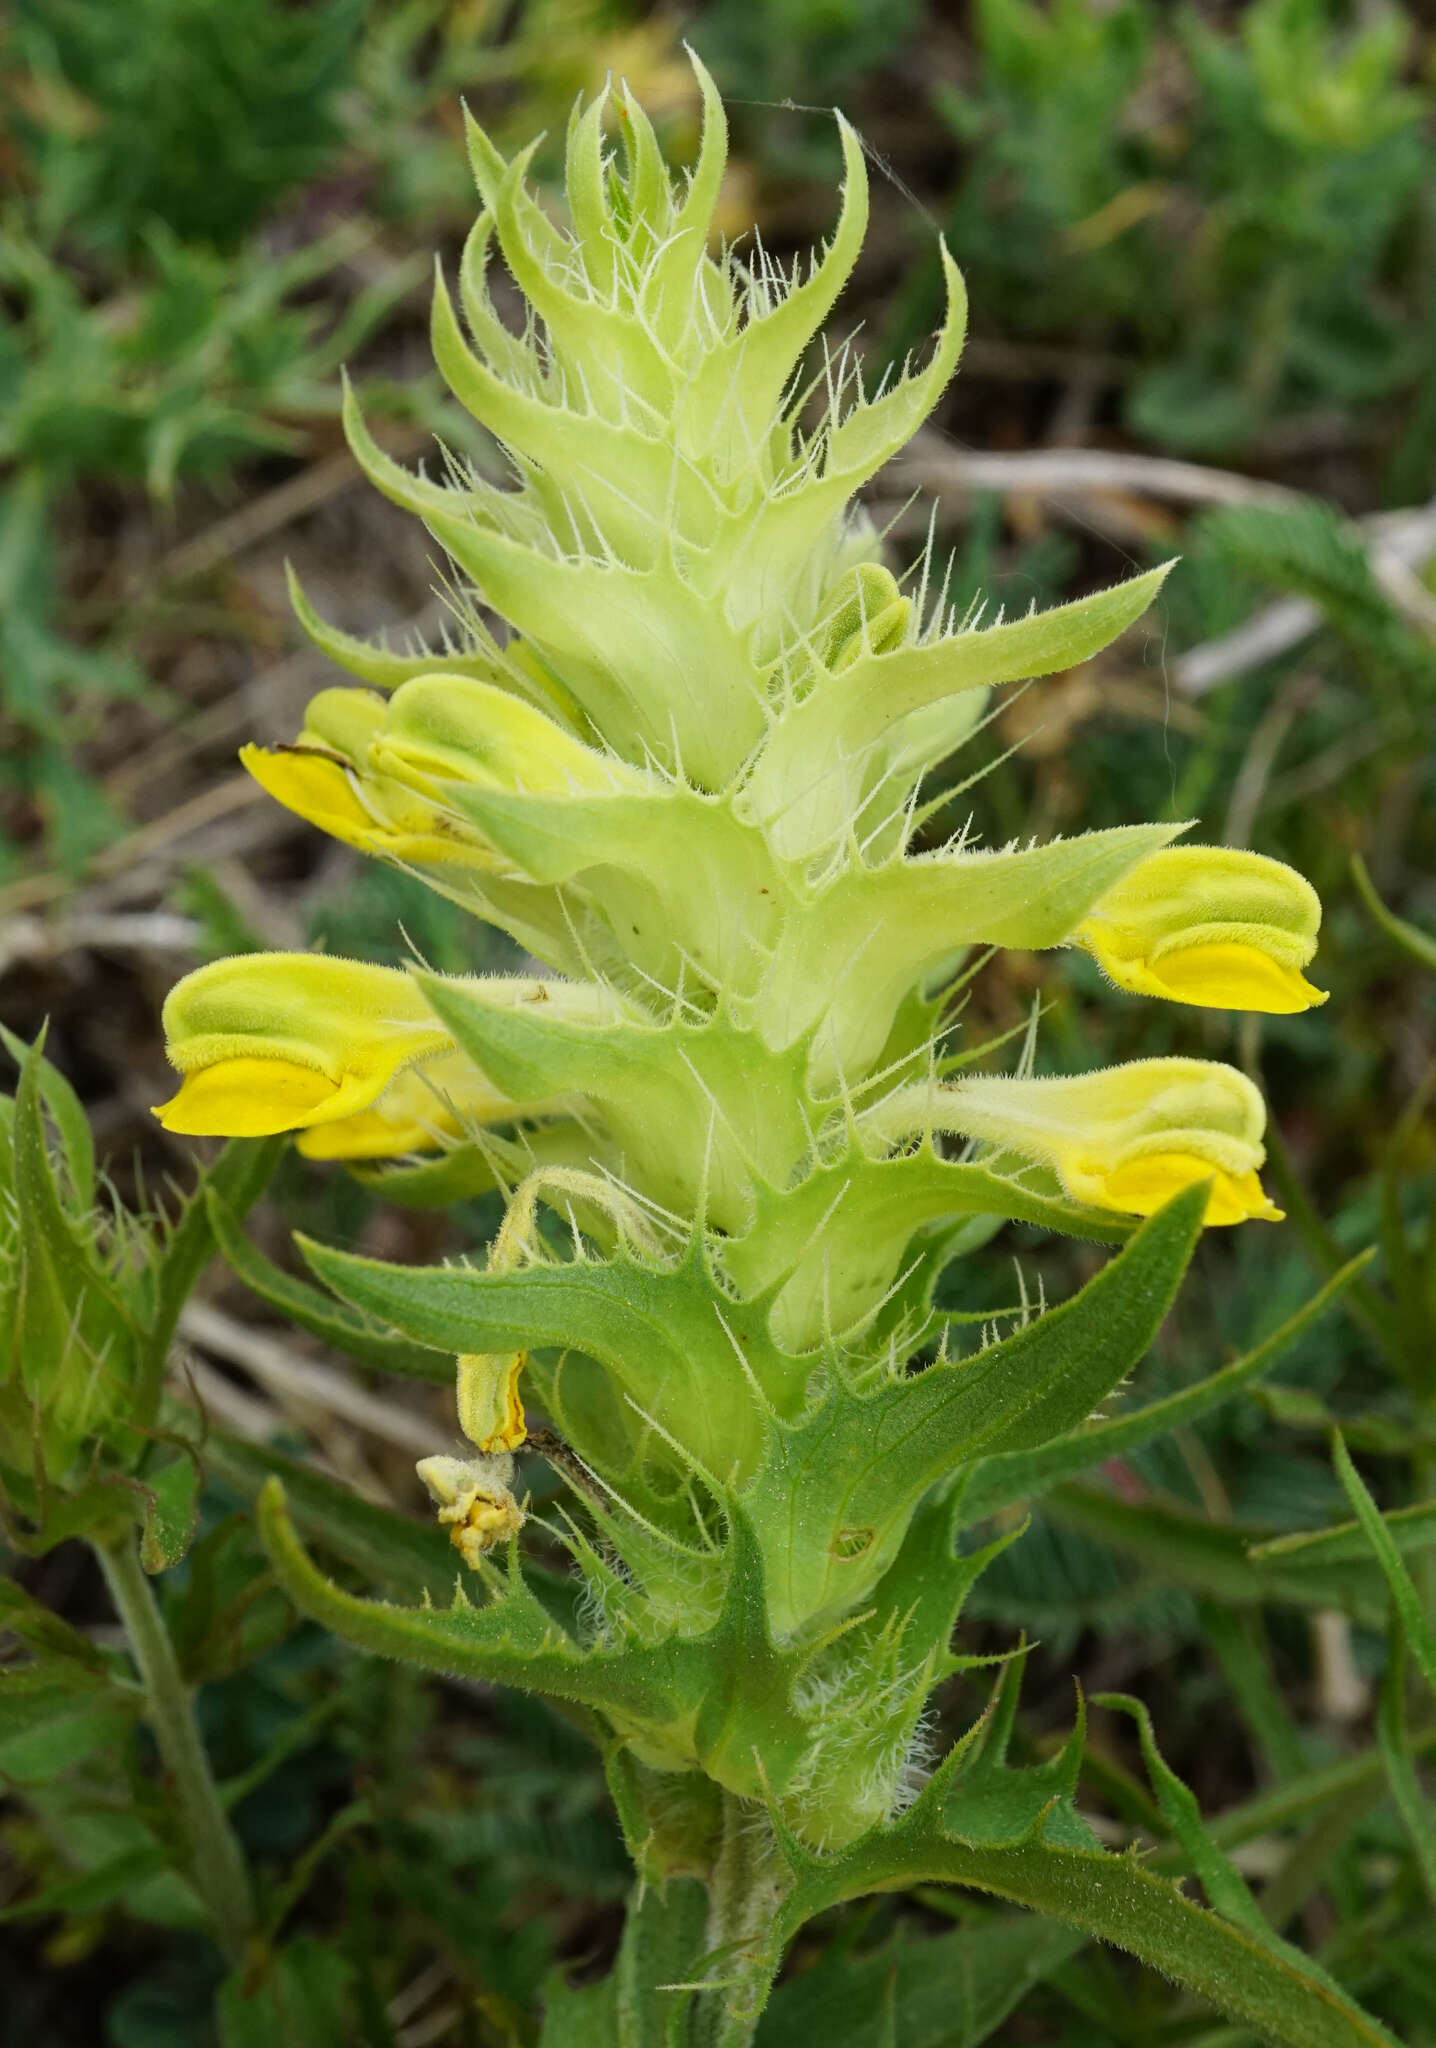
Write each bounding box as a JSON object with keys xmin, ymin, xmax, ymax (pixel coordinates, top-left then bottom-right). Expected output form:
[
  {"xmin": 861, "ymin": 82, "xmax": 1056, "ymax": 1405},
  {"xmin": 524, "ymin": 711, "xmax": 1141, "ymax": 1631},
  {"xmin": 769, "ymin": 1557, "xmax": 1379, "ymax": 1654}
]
[
  {"xmin": 10, "ymin": 1037, "xmax": 135, "ymax": 1413},
  {"xmin": 758, "ymin": 822, "xmax": 1183, "ymax": 1081},
  {"xmin": 743, "ymin": 1188, "xmax": 1203, "ymax": 1631},
  {"xmin": 941, "ymin": 1665, "xmax": 1098, "ymax": 1853},
  {"xmin": 1249, "ymin": 1497, "xmax": 1436, "ymax": 1573},
  {"xmin": 749, "ymin": 562, "xmax": 1175, "ymax": 844},
  {"xmin": 1377, "ymin": 1628, "xmax": 1436, "ymax": 1911},
  {"xmin": 958, "ymin": 1252, "xmax": 1371, "ymax": 1523},
  {"xmin": 256, "ymin": 1476, "xmax": 704, "ymax": 1728},
  {"xmin": 755, "ymin": 1915, "xmax": 1085, "ymax": 2048},
  {"xmin": 1352, "ymin": 853, "xmax": 1436, "ymax": 971},
  {"xmin": 414, "ymin": 975, "xmax": 813, "ymax": 1233},
  {"xmin": 540, "ymin": 1878, "xmax": 709, "ymax": 2048},
  {"xmin": 0, "ymin": 1676, "xmax": 138, "ymax": 1785},
  {"xmin": 1046, "ymin": 1486, "xmax": 1389, "ymax": 1619},
  {"xmin": 218, "ymin": 1937, "xmax": 356, "ymax": 2048},
  {"xmin": 299, "ymin": 1232, "xmax": 806, "ymax": 1480},
  {"xmin": 207, "ymin": 1191, "xmax": 451, "ymax": 1382},
  {"xmin": 0, "ymin": 1023, "xmax": 95, "ymax": 1209},
  {"xmin": 286, "ymin": 560, "xmax": 505, "ymax": 692},
  {"xmin": 1096, "ymin": 1695, "xmax": 1268, "ymax": 1936},
  {"xmin": 350, "ymin": 1140, "xmax": 509, "ymax": 1208},
  {"xmin": 137, "ymin": 1453, "xmax": 202, "ymax": 1574},
  {"xmin": 727, "ymin": 1143, "xmax": 1133, "ymax": 1354},
  {"xmin": 770, "ymin": 1820, "xmax": 1401, "ymax": 2048},
  {"xmin": 1248, "ymin": 1382, "xmax": 1426, "ymax": 1457},
  {"xmin": 0, "ymin": 1844, "xmax": 169, "ymax": 1924},
  {"xmin": 0, "ymin": 1574, "xmax": 108, "ymax": 1675},
  {"xmin": 1332, "ymin": 1432, "xmax": 1436, "ymax": 1694},
  {"xmin": 141, "ymin": 1136, "xmax": 285, "ymax": 1419}
]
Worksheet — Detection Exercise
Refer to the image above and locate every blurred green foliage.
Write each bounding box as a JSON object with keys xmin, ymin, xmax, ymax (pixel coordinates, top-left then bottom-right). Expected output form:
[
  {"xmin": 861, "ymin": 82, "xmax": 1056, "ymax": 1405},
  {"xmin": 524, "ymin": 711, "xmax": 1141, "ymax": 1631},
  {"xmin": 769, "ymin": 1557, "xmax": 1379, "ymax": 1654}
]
[
  {"xmin": 927, "ymin": 0, "xmax": 1436, "ymax": 459},
  {"xmin": 695, "ymin": 0, "xmax": 926, "ymax": 103},
  {"xmin": 9, "ymin": 0, "xmax": 362, "ymax": 253}
]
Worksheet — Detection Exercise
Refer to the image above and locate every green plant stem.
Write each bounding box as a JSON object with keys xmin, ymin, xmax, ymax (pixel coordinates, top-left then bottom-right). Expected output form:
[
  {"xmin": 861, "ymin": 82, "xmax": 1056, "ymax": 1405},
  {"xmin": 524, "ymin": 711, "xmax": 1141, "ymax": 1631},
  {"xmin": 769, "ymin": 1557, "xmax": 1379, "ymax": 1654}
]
[
  {"xmin": 696, "ymin": 1798, "xmax": 786, "ymax": 2048},
  {"xmin": 96, "ymin": 1529, "xmax": 255, "ymax": 1964}
]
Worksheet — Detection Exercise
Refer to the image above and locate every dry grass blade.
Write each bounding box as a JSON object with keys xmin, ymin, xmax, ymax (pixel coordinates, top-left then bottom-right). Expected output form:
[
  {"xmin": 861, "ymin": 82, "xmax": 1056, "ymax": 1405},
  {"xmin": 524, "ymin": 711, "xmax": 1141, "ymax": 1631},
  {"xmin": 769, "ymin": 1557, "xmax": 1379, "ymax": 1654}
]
[{"xmin": 178, "ymin": 1302, "xmax": 441, "ymax": 1459}]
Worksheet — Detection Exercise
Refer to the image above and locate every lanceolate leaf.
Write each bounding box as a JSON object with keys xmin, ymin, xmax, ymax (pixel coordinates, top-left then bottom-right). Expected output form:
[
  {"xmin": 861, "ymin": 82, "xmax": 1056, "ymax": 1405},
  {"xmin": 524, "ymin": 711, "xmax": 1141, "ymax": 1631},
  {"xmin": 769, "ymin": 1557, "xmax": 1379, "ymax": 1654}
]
[
  {"xmin": 768, "ymin": 1824, "xmax": 1400, "ymax": 2048},
  {"xmin": 0, "ymin": 1024, "xmax": 95, "ymax": 1209},
  {"xmin": 297, "ymin": 1233, "xmax": 810, "ymax": 1476},
  {"xmin": 1333, "ymin": 1432, "xmax": 1436, "ymax": 1694},
  {"xmin": 1377, "ymin": 1631, "xmax": 1436, "ymax": 1910},
  {"xmin": 206, "ymin": 1437, "xmax": 457, "ymax": 1603},
  {"xmin": 748, "ymin": 562, "xmax": 1176, "ymax": 836},
  {"xmin": 143, "ymin": 1135, "xmax": 285, "ymax": 1416},
  {"xmin": 743, "ymin": 1188, "xmax": 1203, "ymax": 1629},
  {"xmin": 258, "ymin": 1476, "xmax": 715, "ymax": 1729},
  {"xmin": 958, "ymin": 1251, "xmax": 1371, "ymax": 1524},
  {"xmin": 1250, "ymin": 1495, "xmax": 1436, "ymax": 1573},
  {"xmin": 1351, "ymin": 852, "xmax": 1436, "ymax": 971},
  {"xmin": 1097, "ymin": 1694, "xmax": 1269, "ymax": 1935},
  {"xmin": 136, "ymin": 1451, "xmax": 201, "ymax": 1573},
  {"xmin": 1048, "ymin": 1486, "xmax": 1393, "ymax": 1622},
  {"xmin": 207, "ymin": 1192, "xmax": 451, "ymax": 1383}
]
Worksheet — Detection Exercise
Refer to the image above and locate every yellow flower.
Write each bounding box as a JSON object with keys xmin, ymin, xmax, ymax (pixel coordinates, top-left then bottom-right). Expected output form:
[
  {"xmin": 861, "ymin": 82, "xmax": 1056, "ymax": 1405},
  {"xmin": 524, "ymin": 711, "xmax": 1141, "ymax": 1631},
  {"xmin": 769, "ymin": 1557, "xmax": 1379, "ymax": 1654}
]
[
  {"xmin": 416, "ymin": 1453, "xmax": 525, "ymax": 1567},
  {"xmin": 867, "ymin": 1058, "xmax": 1282, "ymax": 1225},
  {"xmin": 456, "ymin": 1350, "xmax": 528, "ymax": 1452},
  {"xmin": 371, "ymin": 672, "xmax": 644, "ymax": 801},
  {"xmin": 291, "ymin": 1049, "xmax": 518, "ymax": 1160},
  {"xmin": 1070, "ymin": 846, "xmax": 1325, "ymax": 1013},
  {"xmin": 239, "ymin": 742, "xmax": 500, "ymax": 871},
  {"xmin": 158, "ymin": 955, "xmax": 597, "ymax": 1152},
  {"xmin": 157, "ymin": 953, "xmax": 479, "ymax": 1141}
]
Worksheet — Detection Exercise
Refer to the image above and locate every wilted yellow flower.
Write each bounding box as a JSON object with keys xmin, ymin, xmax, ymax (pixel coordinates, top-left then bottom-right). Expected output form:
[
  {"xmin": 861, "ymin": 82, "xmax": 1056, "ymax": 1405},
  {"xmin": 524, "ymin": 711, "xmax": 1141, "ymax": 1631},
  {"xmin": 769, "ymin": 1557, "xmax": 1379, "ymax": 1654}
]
[
  {"xmin": 416, "ymin": 1452, "xmax": 525, "ymax": 1567},
  {"xmin": 1070, "ymin": 846, "xmax": 1325, "ymax": 1013},
  {"xmin": 456, "ymin": 1349, "xmax": 529, "ymax": 1452}
]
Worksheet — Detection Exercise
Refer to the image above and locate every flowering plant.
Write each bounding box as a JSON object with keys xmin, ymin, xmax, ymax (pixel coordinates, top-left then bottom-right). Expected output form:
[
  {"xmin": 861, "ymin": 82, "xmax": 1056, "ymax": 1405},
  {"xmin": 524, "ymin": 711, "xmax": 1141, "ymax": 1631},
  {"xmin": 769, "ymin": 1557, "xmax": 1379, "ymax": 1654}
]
[{"xmin": 153, "ymin": 64, "xmax": 1388, "ymax": 2045}]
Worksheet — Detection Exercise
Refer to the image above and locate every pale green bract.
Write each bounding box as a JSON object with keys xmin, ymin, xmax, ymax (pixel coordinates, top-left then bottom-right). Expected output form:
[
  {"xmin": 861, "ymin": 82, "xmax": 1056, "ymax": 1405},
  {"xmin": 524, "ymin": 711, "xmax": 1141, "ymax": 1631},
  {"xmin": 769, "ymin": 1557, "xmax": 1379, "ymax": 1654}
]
[{"xmin": 153, "ymin": 61, "xmax": 1388, "ymax": 2048}]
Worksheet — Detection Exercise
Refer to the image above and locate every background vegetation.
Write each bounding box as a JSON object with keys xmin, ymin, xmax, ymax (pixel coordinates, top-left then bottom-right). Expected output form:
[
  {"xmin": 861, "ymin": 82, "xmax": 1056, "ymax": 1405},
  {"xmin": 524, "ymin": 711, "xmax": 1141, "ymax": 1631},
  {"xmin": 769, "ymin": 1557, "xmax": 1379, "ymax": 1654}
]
[{"xmin": 3, "ymin": 0, "xmax": 1436, "ymax": 2040}]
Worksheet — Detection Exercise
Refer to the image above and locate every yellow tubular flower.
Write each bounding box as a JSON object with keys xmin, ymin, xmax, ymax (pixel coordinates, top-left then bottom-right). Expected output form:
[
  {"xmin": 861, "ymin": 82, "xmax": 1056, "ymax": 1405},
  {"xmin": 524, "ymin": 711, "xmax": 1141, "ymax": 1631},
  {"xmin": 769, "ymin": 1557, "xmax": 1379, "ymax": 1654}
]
[
  {"xmin": 292, "ymin": 1049, "xmax": 522, "ymax": 1160},
  {"xmin": 240, "ymin": 743, "xmax": 502, "ymax": 871},
  {"xmin": 157, "ymin": 954, "xmax": 459, "ymax": 1139},
  {"xmin": 370, "ymin": 672, "xmax": 644, "ymax": 800},
  {"xmin": 868, "ymin": 1058, "xmax": 1282, "ymax": 1225},
  {"xmin": 1070, "ymin": 846, "xmax": 1325, "ymax": 1013}
]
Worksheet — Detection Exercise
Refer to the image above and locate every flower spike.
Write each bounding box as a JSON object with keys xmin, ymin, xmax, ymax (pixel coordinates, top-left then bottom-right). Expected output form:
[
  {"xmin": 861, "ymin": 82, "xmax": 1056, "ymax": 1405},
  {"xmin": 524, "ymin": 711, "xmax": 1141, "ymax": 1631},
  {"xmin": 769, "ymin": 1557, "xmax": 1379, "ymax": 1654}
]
[{"xmin": 162, "ymin": 63, "xmax": 1334, "ymax": 1867}]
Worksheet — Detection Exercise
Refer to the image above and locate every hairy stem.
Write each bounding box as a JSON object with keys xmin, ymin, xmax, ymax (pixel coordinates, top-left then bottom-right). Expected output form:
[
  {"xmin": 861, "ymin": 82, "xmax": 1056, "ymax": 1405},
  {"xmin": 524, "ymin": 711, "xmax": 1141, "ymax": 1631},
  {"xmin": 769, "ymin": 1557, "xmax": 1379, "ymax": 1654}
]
[
  {"xmin": 693, "ymin": 1797, "xmax": 787, "ymax": 2048},
  {"xmin": 96, "ymin": 1530, "xmax": 255, "ymax": 1964}
]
